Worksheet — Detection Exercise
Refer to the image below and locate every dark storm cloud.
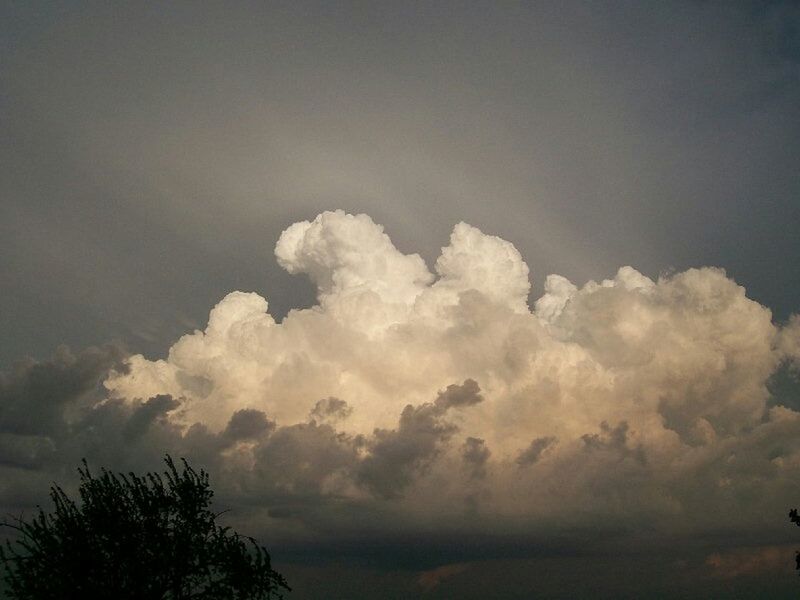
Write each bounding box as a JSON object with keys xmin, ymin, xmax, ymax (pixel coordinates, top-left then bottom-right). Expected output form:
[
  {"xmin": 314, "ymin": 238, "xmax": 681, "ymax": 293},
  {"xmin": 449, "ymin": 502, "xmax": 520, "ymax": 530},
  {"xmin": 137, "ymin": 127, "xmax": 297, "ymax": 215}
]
[
  {"xmin": 0, "ymin": 346, "xmax": 181, "ymax": 507},
  {"xmin": 254, "ymin": 421, "xmax": 359, "ymax": 502},
  {"xmin": 122, "ymin": 394, "xmax": 181, "ymax": 441},
  {"xmin": 0, "ymin": 345, "xmax": 126, "ymax": 436},
  {"xmin": 308, "ymin": 397, "xmax": 351, "ymax": 423},
  {"xmin": 461, "ymin": 437, "xmax": 491, "ymax": 479},
  {"xmin": 515, "ymin": 436, "xmax": 556, "ymax": 467},
  {"xmin": 358, "ymin": 380, "xmax": 483, "ymax": 498},
  {"xmin": 581, "ymin": 421, "xmax": 646, "ymax": 465},
  {"xmin": 434, "ymin": 378, "xmax": 483, "ymax": 410},
  {"xmin": 222, "ymin": 408, "xmax": 276, "ymax": 443},
  {"xmin": 0, "ymin": 348, "xmax": 272, "ymax": 507}
]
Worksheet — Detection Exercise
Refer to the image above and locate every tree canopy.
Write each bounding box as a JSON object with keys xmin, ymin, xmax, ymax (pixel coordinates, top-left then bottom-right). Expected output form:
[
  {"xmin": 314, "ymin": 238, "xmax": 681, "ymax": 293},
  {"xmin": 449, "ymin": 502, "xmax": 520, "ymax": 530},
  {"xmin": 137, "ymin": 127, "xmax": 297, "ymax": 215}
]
[
  {"xmin": 791, "ymin": 508, "xmax": 800, "ymax": 575},
  {"xmin": 0, "ymin": 456, "xmax": 289, "ymax": 599}
]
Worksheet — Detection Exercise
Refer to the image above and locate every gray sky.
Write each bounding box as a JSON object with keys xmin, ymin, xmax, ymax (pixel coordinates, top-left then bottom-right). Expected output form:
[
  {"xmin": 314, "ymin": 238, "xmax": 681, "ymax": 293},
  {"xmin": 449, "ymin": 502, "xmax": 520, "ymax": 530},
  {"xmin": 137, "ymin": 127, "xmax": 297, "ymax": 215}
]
[
  {"xmin": 2, "ymin": 3, "xmax": 800, "ymax": 598},
  {"xmin": 2, "ymin": 1, "xmax": 798, "ymax": 367}
]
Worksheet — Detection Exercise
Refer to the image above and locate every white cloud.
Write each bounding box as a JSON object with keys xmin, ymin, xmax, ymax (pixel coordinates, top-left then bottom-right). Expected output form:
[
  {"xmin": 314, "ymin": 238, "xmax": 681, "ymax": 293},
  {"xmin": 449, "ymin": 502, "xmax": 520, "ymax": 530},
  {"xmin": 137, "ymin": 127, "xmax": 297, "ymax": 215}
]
[{"xmin": 99, "ymin": 210, "xmax": 800, "ymax": 537}]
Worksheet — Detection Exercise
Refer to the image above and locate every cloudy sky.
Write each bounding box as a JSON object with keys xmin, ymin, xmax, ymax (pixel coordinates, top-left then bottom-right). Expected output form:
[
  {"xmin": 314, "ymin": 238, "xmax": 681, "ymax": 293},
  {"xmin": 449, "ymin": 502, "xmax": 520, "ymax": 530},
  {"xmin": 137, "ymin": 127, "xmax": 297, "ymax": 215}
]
[{"xmin": 2, "ymin": 2, "xmax": 800, "ymax": 598}]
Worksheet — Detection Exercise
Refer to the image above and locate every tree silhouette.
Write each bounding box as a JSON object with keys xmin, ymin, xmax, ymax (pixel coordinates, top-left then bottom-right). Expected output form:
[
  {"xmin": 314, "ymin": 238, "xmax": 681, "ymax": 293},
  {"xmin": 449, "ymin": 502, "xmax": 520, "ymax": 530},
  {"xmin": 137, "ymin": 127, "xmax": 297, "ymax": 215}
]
[
  {"xmin": 790, "ymin": 508, "xmax": 800, "ymax": 574},
  {"xmin": 0, "ymin": 456, "xmax": 289, "ymax": 599}
]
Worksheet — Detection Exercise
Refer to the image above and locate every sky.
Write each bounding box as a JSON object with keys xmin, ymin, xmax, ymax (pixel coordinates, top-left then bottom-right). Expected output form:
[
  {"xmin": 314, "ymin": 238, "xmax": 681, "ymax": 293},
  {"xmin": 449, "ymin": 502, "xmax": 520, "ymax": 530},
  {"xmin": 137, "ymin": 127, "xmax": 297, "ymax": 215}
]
[{"xmin": 1, "ymin": 2, "xmax": 800, "ymax": 598}]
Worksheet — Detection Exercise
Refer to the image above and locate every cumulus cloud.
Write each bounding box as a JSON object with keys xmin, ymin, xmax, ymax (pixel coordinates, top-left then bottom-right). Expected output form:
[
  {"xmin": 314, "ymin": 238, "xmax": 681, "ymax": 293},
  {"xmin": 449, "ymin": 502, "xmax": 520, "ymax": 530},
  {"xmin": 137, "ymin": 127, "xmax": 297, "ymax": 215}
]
[{"xmin": 3, "ymin": 210, "xmax": 800, "ymax": 565}]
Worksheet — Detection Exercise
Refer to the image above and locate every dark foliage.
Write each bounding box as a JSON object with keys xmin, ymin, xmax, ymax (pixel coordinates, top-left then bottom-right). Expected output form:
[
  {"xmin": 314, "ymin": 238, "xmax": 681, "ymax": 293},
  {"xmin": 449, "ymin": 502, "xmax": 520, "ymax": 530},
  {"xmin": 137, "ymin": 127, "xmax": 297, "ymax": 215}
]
[
  {"xmin": 0, "ymin": 456, "xmax": 289, "ymax": 599},
  {"xmin": 790, "ymin": 508, "xmax": 800, "ymax": 574}
]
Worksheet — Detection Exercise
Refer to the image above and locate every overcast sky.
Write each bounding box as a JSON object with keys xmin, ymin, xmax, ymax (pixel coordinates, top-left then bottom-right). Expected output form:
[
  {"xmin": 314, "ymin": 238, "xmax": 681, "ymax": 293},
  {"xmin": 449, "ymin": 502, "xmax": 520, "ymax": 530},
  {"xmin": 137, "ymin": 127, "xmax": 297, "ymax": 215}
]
[
  {"xmin": 2, "ymin": 2, "xmax": 800, "ymax": 598},
  {"xmin": 2, "ymin": 1, "xmax": 799, "ymax": 367}
]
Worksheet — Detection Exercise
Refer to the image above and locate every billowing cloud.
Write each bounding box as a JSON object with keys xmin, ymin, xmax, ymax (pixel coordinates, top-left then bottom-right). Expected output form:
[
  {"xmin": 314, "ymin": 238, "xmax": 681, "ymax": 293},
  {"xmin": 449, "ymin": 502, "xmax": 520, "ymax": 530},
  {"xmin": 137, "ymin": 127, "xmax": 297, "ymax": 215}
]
[{"xmin": 2, "ymin": 210, "xmax": 800, "ymax": 574}]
